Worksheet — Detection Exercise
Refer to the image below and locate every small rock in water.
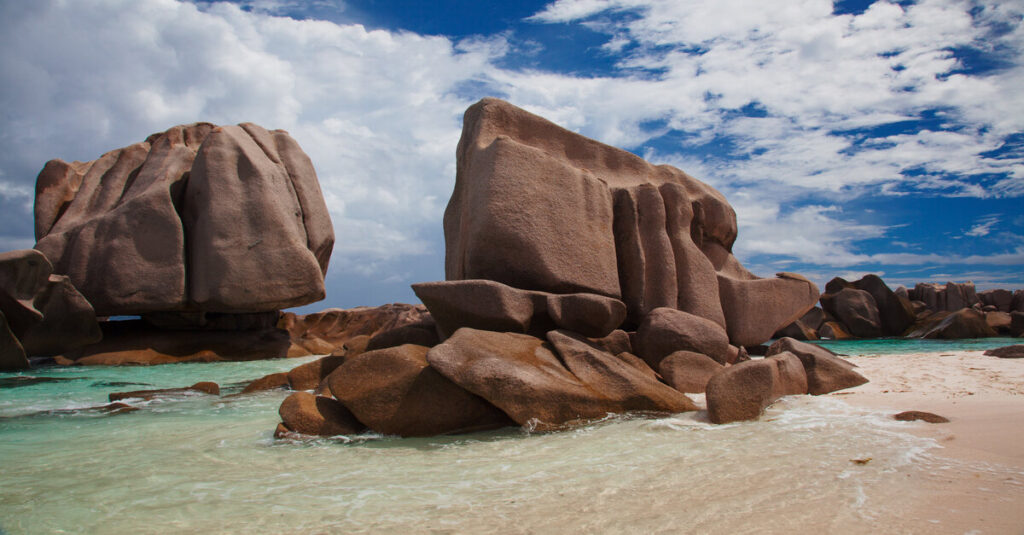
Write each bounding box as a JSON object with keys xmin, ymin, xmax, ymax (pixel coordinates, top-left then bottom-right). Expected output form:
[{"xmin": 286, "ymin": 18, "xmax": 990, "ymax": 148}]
[
  {"xmin": 893, "ymin": 410, "xmax": 949, "ymax": 423},
  {"xmin": 109, "ymin": 381, "xmax": 220, "ymax": 402},
  {"xmin": 0, "ymin": 376, "xmax": 83, "ymax": 388}
]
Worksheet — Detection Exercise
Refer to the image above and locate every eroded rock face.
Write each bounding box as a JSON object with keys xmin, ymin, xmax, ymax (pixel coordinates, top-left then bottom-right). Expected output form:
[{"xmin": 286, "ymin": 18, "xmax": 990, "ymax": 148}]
[
  {"xmin": 443, "ymin": 99, "xmax": 818, "ymax": 347},
  {"xmin": 425, "ymin": 328, "xmax": 696, "ymax": 430},
  {"xmin": 33, "ymin": 123, "xmax": 333, "ymax": 316},
  {"xmin": 909, "ymin": 282, "xmax": 979, "ymax": 313},
  {"xmin": 904, "ymin": 309, "xmax": 997, "ymax": 339},
  {"xmin": 657, "ymin": 351, "xmax": 723, "ymax": 393},
  {"xmin": 279, "ymin": 304, "xmax": 431, "ymax": 357}
]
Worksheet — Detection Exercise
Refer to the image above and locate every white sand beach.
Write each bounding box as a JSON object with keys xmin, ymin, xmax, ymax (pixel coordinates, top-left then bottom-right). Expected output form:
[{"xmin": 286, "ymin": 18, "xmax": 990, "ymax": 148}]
[{"xmin": 835, "ymin": 350, "xmax": 1024, "ymax": 533}]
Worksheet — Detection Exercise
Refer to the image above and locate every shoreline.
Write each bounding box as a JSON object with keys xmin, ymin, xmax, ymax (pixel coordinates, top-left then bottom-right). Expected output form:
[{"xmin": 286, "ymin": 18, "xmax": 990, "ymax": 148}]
[{"xmin": 832, "ymin": 349, "xmax": 1024, "ymax": 533}]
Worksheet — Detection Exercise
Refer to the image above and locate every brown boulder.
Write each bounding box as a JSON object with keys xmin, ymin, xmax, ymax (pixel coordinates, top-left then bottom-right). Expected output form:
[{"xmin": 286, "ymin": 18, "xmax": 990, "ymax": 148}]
[
  {"xmin": 850, "ymin": 274, "xmax": 915, "ymax": 336},
  {"xmin": 978, "ymin": 289, "xmax": 1013, "ymax": 312},
  {"xmin": 443, "ymin": 98, "xmax": 818, "ymax": 346},
  {"xmin": 893, "ymin": 411, "xmax": 949, "ymax": 423},
  {"xmin": 1012, "ymin": 290, "xmax": 1024, "ymax": 313},
  {"xmin": 412, "ymin": 279, "xmax": 626, "ymax": 339},
  {"xmin": 586, "ymin": 329, "xmax": 633, "ymax": 356},
  {"xmin": 278, "ymin": 392, "xmax": 365, "ymax": 437},
  {"xmin": 109, "ymin": 381, "xmax": 220, "ymax": 401},
  {"xmin": 986, "ymin": 311, "xmax": 1012, "ymax": 334},
  {"xmin": 287, "ymin": 355, "xmax": 347, "ymax": 391},
  {"xmin": 657, "ymin": 351, "xmax": 723, "ymax": 393},
  {"xmin": 34, "ymin": 122, "xmax": 332, "ymax": 316},
  {"xmin": 705, "ymin": 352, "xmax": 808, "ymax": 424},
  {"xmin": 241, "ymin": 372, "xmax": 290, "ymax": 394},
  {"xmin": 766, "ymin": 337, "xmax": 868, "ymax": 395},
  {"xmin": 772, "ymin": 318, "xmax": 819, "ymax": 341},
  {"xmin": 820, "ymin": 288, "xmax": 882, "ymax": 338},
  {"xmin": 818, "ymin": 321, "xmax": 853, "ymax": 340},
  {"xmin": 328, "ymin": 344, "xmax": 511, "ymax": 436},
  {"xmin": 425, "ymin": 328, "xmax": 695, "ymax": 430},
  {"xmin": 984, "ymin": 345, "xmax": 1024, "ymax": 359},
  {"xmin": 0, "ymin": 249, "xmax": 50, "ymax": 332},
  {"xmin": 634, "ymin": 307, "xmax": 731, "ymax": 367},
  {"xmin": 545, "ymin": 330, "xmax": 696, "ymax": 412},
  {"xmin": 904, "ymin": 309, "xmax": 997, "ymax": 339},
  {"xmin": 909, "ymin": 282, "xmax": 980, "ymax": 312}
]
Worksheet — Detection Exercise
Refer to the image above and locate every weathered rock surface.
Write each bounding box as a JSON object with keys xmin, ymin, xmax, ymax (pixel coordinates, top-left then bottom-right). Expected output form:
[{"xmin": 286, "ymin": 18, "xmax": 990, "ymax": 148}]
[
  {"xmin": 279, "ymin": 304, "xmax": 431, "ymax": 357},
  {"xmin": 984, "ymin": 345, "xmax": 1024, "ymax": 359},
  {"xmin": 109, "ymin": 381, "xmax": 220, "ymax": 401},
  {"xmin": 904, "ymin": 309, "xmax": 997, "ymax": 339},
  {"xmin": 820, "ymin": 288, "xmax": 882, "ymax": 338},
  {"xmin": 634, "ymin": 307, "xmax": 732, "ymax": 367},
  {"xmin": 365, "ymin": 323, "xmax": 440, "ymax": 351},
  {"xmin": 425, "ymin": 328, "xmax": 696, "ymax": 430},
  {"xmin": 443, "ymin": 98, "xmax": 818, "ymax": 347},
  {"xmin": 278, "ymin": 391, "xmax": 365, "ymax": 437},
  {"xmin": 909, "ymin": 282, "xmax": 979, "ymax": 313},
  {"xmin": 705, "ymin": 352, "xmax": 808, "ymax": 424},
  {"xmin": 33, "ymin": 122, "xmax": 333, "ymax": 316},
  {"xmin": 0, "ymin": 249, "xmax": 101, "ymax": 359},
  {"xmin": 657, "ymin": 351, "xmax": 723, "ymax": 393},
  {"xmin": 412, "ymin": 279, "xmax": 626, "ymax": 340},
  {"xmin": 986, "ymin": 311, "xmax": 1012, "ymax": 334},
  {"xmin": 766, "ymin": 337, "xmax": 868, "ymax": 395},
  {"xmin": 328, "ymin": 344, "xmax": 511, "ymax": 436},
  {"xmin": 978, "ymin": 289, "xmax": 1013, "ymax": 313}
]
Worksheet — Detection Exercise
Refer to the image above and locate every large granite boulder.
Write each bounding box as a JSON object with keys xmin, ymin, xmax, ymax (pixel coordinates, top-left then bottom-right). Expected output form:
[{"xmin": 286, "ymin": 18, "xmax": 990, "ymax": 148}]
[
  {"xmin": 425, "ymin": 328, "xmax": 696, "ymax": 430},
  {"xmin": 0, "ymin": 249, "xmax": 101, "ymax": 359},
  {"xmin": 851, "ymin": 275, "xmax": 915, "ymax": 336},
  {"xmin": 443, "ymin": 98, "xmax": 818, "ymax": 347},
  {"xmin": 705, "ymin": 352, "xmax": 808, "ymax": 424},
  {"xmin": 904, "ymin": 308, "xmax": 997, "ymax": 339},
  {"xmin": 766, "ymin": 337, "xmax": 868, "ymax": 395},
  {"xmin": 986, "ymin": 311, "xmax": 1012, "ymax": 334},
  {"xmin": 278, "ymin": 391, "xmax": 365, "ymax": 437},
  {"xmin": 33, "ymin": 122, "xmax": 333, "ymax": 317},
  {"xmin": 634, "ymin": 307, "xmax": 732, "ymax": 367},
  {"xmin": 1011, "ymin": 311, "xmax": 1024, "ymax": 337},
  {"xmin": 327, "ymin": 344, "xmax": 511, "ymax": 437},
  {"xmin": 657, "ymin": 350, "xmax": 723, "ymax": 393},
  {"xmin": 412, "ymin": 279, "xmax": 626, "ymax": 340}
]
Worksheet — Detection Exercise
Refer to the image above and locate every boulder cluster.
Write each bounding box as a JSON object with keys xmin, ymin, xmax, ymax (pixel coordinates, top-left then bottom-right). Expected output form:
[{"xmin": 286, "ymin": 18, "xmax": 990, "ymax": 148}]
[
  {"xmin": 2, "ymin": 122, "xmax": 335, "ymax": 369},
  {"xmin": 272, "ymin": 99, "xmax": 861, "ymax": 436},
  {"xmin": 776, "ymin": 276, "xmax": 1024, "ymax": 340}
]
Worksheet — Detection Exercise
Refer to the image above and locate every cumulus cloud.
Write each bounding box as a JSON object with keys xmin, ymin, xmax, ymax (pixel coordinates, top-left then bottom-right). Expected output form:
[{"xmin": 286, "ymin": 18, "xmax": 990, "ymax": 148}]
[{"xmin": 0, "ymin": 0, "xmax": 1020, "ymax": 308}]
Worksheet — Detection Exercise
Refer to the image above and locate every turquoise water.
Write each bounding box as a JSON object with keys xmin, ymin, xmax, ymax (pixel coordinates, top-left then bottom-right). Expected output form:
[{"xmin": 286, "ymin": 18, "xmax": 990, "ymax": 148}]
[
  {"xmin": 1, "ymin": 339, "xmax": 1021, "ymax": 534},
  {"xmin": 811, "ymin": 336, "xmax": 1020, "ymax": 356}
]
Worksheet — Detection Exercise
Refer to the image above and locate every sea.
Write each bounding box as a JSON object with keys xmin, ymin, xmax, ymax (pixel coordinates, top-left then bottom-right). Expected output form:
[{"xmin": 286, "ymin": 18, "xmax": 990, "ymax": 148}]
[{"xmin": 1, "ymin": 337, "xmax": 1021, "ymax": 534}]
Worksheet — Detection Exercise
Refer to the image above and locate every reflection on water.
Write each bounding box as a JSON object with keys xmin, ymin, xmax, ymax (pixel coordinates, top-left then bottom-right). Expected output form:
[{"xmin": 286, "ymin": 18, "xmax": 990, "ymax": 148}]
[{"xmin": 0, "ymin": 348, "xmax": 1020, "ymax": 534}]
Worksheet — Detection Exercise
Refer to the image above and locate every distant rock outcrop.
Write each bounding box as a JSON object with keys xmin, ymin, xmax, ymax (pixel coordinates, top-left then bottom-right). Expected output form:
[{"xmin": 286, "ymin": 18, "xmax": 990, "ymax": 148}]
[
  {"xmin": 33, "ymin": 122, "xmax": 333, "ymax": 317},
  {"xmin": 442, "ymin": 98, "xmax": 819, "ymax": 348}
]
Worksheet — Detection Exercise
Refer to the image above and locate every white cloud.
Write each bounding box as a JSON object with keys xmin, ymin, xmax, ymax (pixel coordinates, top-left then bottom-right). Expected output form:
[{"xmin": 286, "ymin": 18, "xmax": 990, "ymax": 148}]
[{"xmin": 964, "ymin": 214, "xmax": 1000, "ymax": 237}]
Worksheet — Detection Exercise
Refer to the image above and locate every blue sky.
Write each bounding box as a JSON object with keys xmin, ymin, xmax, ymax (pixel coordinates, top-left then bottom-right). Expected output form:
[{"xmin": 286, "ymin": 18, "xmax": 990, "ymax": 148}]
[{"xmin": 1, "ymin": 0, "xmax": 1022, "ymax": 312}]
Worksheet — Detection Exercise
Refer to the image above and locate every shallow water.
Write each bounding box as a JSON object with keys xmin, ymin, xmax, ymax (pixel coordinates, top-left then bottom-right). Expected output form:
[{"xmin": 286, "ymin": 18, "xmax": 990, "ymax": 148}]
[{"xmin": 1, "ymin": 340, "xmax": 1021, "ymax": 534}]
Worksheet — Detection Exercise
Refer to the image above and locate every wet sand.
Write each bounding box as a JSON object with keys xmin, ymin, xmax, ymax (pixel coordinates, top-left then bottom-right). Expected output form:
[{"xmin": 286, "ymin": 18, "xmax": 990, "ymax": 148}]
[{"xmin": 835, "ymin": 350, "xmax": 1024, "ymax": 533}]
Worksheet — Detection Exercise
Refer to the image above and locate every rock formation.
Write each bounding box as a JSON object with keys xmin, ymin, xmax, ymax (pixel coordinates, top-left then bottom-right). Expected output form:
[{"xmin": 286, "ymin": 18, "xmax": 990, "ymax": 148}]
[
  {"xmin": 442, "ymin": 98, "xmax": 819, "ymax": 348},
  {"xmin": 33, "ymin": 122, "xmax": 333, "ymax": 318}
]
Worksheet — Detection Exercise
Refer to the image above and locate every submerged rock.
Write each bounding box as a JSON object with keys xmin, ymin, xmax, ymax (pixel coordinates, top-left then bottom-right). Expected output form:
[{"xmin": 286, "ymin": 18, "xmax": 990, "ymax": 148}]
[
  {"xmin": 109, "ymin": 381, "xmax": 220, "ymax": 402},
  {"xmin": 278, "ymin": 391, "xmax": 364, "ymax": 437},
  {"xmin": 893, "ymin": 411, "xmax": 949, "ymax": 423}
]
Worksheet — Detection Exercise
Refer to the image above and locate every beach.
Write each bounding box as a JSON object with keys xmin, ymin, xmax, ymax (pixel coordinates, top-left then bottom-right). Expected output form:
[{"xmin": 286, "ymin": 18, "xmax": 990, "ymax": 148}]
[{"xmin": 837, "ymin": 349, "xmax": 1024, "ymax": 533}]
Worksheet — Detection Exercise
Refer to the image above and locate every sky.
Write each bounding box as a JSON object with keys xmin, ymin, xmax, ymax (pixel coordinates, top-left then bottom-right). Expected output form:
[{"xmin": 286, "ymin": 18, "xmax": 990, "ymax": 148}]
[{"xmin": 1, "ymin": 0, "xmax": 1022, "ymax": 312}]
